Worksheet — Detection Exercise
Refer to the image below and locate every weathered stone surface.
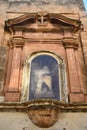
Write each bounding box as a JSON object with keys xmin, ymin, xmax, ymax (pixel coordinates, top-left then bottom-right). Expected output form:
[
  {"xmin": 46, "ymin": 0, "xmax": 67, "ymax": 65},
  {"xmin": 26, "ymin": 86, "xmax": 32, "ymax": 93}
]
[
  {"xmin": 0, "ymin": 46, "xmax": 7, "ymax": 77},
  {"xmin": 0, "ymin": 1, "xmax": 86, "ymax": 130},
  {"xmin": 0, "ymin": 68, "xmax": 5, "ymax": 82},
  {"xmin": 0, "ymin": 112, "xmax": 87, "ymax": 130},
  {"xmin": 0, "ymin": 0, "xmax": 86, "ymax": 102},
  {"xmin": 0, "ymin": 46, "xmax": 7, "ymax": 95},
  {"xmin": 0, "ymin": 100, "xmax": 87, "ymax": 129},
  {"xmin": 0, "ymin": 82, "xmax": 4, "ymax": 94},
  {"xmin": 0, "ymin": 0, "xmax": 85, "ymax": 11}
]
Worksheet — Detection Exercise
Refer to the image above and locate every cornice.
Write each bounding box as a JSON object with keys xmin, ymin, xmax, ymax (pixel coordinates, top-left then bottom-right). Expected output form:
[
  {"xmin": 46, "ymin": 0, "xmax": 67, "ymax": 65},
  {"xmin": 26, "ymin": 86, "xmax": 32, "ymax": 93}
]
[
  {"xmin": 49, "ymin": 13, "xmax": 81, "ymax": 28},
  {"xmin": 5, "ymin": 13, "xmax": 36, "ymax": 27},
  {"xmin": 5, "ymin": 13, "xmax": 81, "ymax": 27},
  {"xmin": 7, "ymin": 35, "xmax": 79, "ymax": 47},
  {"xmin": 5, "ymin": 12, "xmax": 82, "ymax": 34},
  {"xmin": 7, "ymin": 35, "xmax": 63, "ymax": 45},
  {"xmin": 0, "ymin": 99, "xmax": 87, "ymax": 112}
]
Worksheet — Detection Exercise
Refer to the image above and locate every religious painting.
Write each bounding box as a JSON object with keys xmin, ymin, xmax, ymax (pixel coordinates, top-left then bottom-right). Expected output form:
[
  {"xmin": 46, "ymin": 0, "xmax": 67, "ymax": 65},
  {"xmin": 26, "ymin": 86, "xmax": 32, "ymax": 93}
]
[{"xmin": 29, "ymin": 55, "xmax": 60, "ymax": 100}]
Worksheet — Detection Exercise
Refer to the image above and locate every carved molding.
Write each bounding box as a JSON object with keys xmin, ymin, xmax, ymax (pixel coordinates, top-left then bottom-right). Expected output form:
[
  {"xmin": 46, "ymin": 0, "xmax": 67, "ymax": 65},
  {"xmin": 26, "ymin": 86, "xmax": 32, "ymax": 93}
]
[
  {"xmin": 0, "ymin": 99, "xmax": 87, "ymax": 112},
  {"xmin": 5, "ymin": 12, "xmax": 81, "ymax": 27},
  {"xmin": 63, "ymin": 37, "xmax": 78, "ymax": 48},
  {"xmin": 5, "ymin": 12, "xmax": 82, "ymax": 34},
  {"xmin": 8, "ymin": 37, "xmax": 25, "ymax": 47}
]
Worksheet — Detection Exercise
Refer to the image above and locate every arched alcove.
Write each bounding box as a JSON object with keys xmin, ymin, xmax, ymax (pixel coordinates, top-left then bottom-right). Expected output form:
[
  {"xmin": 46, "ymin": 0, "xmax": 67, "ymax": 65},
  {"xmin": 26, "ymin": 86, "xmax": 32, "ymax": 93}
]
[{"xmin": 21, "ymin": 51, "xmax": 68, "ymax": 102}]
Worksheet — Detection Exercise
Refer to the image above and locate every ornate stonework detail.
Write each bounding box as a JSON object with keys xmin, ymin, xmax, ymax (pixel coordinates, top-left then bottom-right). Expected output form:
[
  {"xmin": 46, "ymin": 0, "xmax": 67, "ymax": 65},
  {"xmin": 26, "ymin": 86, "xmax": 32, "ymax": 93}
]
[
  {"xmin": 8, "ymin": 38, "xmax": 25, "ymax": 47},
  {"xmin": 5, "ymin": 12, "xmax": 82, "ymax": 45},
  {"xmin": 4, "ymin": 12, "xmax": 85, "ymax": 104},
  {"xmin": 37, "ymin": 11, "xmax": 48, "ymax": 26},
  {"xmin": 5, "ymin": 12, "xmax": 82, "ymax": 33},
  {"xmin": 63, "ymin": 37, "xmax": 78, "ymax": 49}
]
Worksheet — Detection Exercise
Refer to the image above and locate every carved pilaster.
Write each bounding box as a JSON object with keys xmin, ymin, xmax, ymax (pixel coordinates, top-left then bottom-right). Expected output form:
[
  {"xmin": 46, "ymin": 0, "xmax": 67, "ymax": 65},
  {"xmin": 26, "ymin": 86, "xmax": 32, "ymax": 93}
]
[
  {"xmin": 5, "ymin": 38, "xmax": 24, "ymax": 102},
  {"xmin": 63, "ymin": 36, "xmax": 84, "ymax": 102}
]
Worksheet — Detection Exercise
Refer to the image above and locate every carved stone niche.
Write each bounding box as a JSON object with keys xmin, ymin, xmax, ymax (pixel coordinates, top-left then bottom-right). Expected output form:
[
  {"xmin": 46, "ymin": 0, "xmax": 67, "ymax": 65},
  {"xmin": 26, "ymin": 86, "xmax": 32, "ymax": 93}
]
[{"xmin": 5, "ymin": 12, "xmax": 83, "ymax": 127}]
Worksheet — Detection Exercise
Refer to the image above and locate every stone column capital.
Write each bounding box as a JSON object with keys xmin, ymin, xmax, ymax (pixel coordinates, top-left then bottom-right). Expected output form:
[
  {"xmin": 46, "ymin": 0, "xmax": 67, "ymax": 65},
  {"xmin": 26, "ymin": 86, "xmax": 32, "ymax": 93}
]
[
  {"xmin": 63, "ymin": 37, "xmax": 78, "ymax": 49},
  {"xmin": 8, "ymin": 37, "xmax": 25, "ymax": 48}
]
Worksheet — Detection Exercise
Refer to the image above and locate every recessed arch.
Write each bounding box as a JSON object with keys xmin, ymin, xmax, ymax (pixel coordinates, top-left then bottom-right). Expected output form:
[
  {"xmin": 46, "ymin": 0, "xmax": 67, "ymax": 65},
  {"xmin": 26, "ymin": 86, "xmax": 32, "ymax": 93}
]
[
  {"xmin": 21, "ymin": 51, "xmax": 68, "ymax": 102},
  {"xmin": 25, "ymin": 51, "xmax": 63, "ymax": 65}
]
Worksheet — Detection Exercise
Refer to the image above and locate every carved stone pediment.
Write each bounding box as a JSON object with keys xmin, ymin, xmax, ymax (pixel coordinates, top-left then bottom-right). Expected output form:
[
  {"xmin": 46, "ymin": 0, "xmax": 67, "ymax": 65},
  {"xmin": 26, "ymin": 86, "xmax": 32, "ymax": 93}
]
[
  {"xmin": 5, "ymin": 12, "xmax": 82, "ymax": 34},
  {"xmin": 5, "ymin": 12, "xmax": 82, "ymax": 47}
]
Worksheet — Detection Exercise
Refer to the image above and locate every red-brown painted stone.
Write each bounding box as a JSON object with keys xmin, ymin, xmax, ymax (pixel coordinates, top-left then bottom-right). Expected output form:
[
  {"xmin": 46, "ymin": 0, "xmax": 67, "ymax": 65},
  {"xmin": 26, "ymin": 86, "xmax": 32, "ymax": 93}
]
[
  {"xmin": 4, "ymin": 12, "xmax": 86, "ymax": 103},
  {"xmin": 22, "ymin": 43, "xmax": 66, "ymax": 63},
  {"xmin": 9, "ymin": 47, "xmax": 22, "ymax": 91},
  {"xmin": 5, "ymin": 91, "xmax": 20, "ymax": 102},
  {"xmin": 84, "ymin": 94, "xmax": 87, "ymax": 102},
  {"xmin": 5, "ymin": 48, "xmax": 13, "ymax": 91},
  {"xmin": 74, "ymin": 49, "xmax": 84, "ymax": 93},
  {"xmin": 70, "ymin": 93, "xmax": 84, "ymax": 103},
  {"xmin": 66, "ymin": 48, "xmax": 81, "ymax": 93}
]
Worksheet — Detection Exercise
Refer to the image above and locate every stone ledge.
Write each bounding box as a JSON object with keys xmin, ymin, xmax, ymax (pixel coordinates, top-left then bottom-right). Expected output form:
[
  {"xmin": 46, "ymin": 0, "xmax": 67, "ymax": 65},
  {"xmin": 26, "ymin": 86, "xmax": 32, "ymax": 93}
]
[
  {"xmin": 1, "ymin": 99, "xmax": 87, "ymax": 128},
  {"xmin": 0, "ymin": 99, "xmax": 87, "ymax": 112}
]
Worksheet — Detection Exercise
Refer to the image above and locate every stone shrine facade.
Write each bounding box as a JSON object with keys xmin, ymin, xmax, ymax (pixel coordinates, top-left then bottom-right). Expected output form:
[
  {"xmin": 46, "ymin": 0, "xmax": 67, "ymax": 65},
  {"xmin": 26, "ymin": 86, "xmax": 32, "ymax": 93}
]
[
  {"xmin": 4, "ymin": 11, "xmax": 86, "ymax": 103},
  {"xmin": 0, "ymin": 0, "xmax": 87, "ymax": 130}
]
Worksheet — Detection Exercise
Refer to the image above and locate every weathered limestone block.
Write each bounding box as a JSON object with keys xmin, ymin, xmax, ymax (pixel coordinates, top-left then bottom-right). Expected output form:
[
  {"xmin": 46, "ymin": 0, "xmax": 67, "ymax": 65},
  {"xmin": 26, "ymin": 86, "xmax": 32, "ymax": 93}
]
[
  {"xmin": 0, "ymin": 0, "xmax": 84, "ymax": 14},
  {"xmin": 0, "ymin": 112, "xmax": 87, "ymax": 130},
  {"xmin": 7, "ymin": 0, "xmax": 85, "ymax": 11},
  {"xmin": 0, "ymin": 46, "xmax": 7, "ymax": 97},
  {"xmin": 0, "ymin": 46, "xmax": 7, "ymax": 68}
]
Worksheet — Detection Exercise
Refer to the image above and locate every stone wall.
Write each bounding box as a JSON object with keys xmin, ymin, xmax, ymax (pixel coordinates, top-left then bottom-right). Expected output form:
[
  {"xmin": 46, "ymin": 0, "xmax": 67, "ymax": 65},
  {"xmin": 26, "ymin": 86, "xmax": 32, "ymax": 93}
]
[
  {"xmin": 0, "ymin": 0, "xmax": 85, "ymax": 10},
  {"xmin": 0, "ymin": 46, "xmax": 7, "ymax": 101},
  {"xmin": 1, "ymin": 0, "xmax": 86, "ymax": 13},
  {"xmin": 0, "ymin": 112, "xmax": 87, "ymax": 130}
]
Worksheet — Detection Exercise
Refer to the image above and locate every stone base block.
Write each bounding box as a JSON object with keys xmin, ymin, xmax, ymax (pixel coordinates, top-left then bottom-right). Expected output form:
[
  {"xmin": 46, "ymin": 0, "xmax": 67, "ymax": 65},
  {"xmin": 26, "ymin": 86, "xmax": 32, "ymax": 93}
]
[
  {"xmin": 69, "ymin": 93, "xmax": 84, "ymax": 103},
  {"xmin": 0, "ymin": 96, "xmax": 5, "ymax": 102},
  {"xmin": 5, "ymin": 91, "xmax": 20, "ymax": 102}
]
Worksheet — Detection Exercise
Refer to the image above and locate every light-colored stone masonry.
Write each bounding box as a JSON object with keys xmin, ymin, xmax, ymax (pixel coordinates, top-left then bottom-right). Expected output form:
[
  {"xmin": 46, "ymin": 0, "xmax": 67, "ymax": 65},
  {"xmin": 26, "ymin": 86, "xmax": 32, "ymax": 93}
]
[{"xmin": 0, "ymin": 112, "xmax": 87, "ymax": 130}]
